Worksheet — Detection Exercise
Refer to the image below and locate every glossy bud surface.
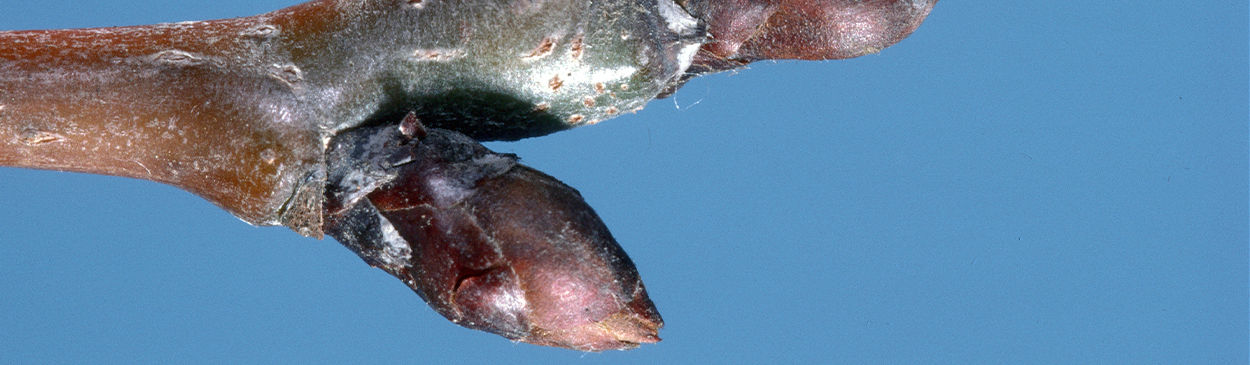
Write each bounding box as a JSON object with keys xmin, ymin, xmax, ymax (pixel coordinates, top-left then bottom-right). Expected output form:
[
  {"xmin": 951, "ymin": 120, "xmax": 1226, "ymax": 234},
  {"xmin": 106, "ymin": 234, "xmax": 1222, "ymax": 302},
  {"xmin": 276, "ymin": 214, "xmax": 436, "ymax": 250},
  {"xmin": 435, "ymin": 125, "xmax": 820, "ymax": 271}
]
[{"xmin": 323, "ymin": 114, "xmax": 661, "ymax": 351}]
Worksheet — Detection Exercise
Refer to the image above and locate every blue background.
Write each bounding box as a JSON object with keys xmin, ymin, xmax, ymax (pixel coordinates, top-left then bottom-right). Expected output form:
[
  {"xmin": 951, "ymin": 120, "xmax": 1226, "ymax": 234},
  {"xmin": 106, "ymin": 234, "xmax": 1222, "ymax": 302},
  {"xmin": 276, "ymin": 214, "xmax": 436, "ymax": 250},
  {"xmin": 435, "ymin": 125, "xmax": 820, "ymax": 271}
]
[{"xmin": 1, "ymin": 1, "xmax": 1245, "ymax": 363}]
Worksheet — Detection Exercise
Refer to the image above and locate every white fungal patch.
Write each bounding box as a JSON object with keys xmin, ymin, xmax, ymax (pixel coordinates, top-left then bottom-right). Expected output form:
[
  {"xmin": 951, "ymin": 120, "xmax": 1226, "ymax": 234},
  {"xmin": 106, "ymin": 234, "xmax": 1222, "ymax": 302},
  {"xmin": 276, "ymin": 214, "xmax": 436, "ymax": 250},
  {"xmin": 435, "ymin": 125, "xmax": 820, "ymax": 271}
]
[
  {"xmin": 536, "ymin": 66, "xmax": 636, "ymax": 94},
  {"xmin": 260, "ymin": 148, "xmax": 277, "ymax": 164},
  {"xmin": 487, "ymin": 282, "xmax": 528, "ymax": 321},
  {"xmin": 427, "ymin": 176, "xmax": 472, "ymax": 207},
  {"xmin": 657, "ymin": 0, "xmax": 699, "ymax": 35},
  {"xmin": 656, "ymin": 0, "xmax": 703, "ymax": 74},
  {"xmin": 674, "ymin": 41, "xmax": 701, "ymax": 75},
  {"xmin": 17, "ymin": 129, "xmax": 65, "ymax": 146},
  {"xmin": 510, "ymin": 0, "xmax": 543, "ymax": 14},
  {"xmin": 268, "ymin": 64, "xmax": 303, "ymax": 88},
  {"xmin": 241, "ymin": 24, "xmax": 279, "ymax": 39},
  {"xmin": 150, "ymin": 50, "xmax": 203, "ymax": 67},
  {"xmin": 376, "ymin": 213, "xmax": 414, "ymax": 268}
]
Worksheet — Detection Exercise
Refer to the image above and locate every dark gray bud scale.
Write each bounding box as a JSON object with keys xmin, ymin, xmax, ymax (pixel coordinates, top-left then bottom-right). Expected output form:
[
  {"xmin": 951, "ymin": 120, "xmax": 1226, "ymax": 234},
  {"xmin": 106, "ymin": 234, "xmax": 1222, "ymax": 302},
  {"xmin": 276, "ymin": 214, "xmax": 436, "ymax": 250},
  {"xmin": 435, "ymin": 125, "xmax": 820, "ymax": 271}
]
[
  {"xmin": 323, "ymin": 114, "xmax": 663, "ymax": 351},
  {"xmin": 312, "ymin": 0, "xmax": 707, "ymax": 141}
]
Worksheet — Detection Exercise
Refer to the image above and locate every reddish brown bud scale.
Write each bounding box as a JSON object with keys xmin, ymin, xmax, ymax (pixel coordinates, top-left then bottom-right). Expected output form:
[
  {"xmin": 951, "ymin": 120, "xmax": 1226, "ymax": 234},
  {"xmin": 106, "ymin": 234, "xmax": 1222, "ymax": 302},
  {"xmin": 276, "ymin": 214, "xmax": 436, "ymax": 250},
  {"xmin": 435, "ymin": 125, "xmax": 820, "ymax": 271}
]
[
  {"xmin": 455, "ymin": 165, "xmax": 662, "ymax": 349},
  {"xmin": 324, "ymin": 118, "xmax": 661, "ymax": 351},
  {"xmin": 683, "ymin": 0, "xmax": 938, "ymax": 74}
]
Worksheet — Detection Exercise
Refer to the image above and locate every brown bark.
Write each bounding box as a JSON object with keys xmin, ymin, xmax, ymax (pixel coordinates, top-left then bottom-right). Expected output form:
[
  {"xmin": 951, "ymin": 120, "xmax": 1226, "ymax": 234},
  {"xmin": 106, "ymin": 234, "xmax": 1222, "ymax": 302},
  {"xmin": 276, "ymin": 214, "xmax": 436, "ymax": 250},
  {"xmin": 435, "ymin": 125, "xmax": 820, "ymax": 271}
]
[{"xmin": 0, "ymin": 2, "xmax": 339, "ymax": 236}]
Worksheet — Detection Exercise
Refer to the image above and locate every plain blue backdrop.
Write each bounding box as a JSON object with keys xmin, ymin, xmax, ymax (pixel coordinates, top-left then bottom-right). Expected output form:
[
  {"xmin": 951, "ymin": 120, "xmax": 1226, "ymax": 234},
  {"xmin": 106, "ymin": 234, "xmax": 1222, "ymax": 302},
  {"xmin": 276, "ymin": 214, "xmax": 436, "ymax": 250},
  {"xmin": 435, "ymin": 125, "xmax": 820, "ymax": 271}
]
[{"xmin": 1, "ymin": 1, "xmax": 1245, "ymax": 363}]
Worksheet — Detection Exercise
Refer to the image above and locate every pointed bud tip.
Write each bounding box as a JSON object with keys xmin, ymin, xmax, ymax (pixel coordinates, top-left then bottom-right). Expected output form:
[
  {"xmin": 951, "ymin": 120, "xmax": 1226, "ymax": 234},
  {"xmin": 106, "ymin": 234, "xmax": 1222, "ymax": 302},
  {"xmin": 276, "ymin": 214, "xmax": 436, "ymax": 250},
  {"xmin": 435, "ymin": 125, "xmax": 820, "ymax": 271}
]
[{"xmin": 521, "ymin": 306, "xmax": 664, "ymax": 351}]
